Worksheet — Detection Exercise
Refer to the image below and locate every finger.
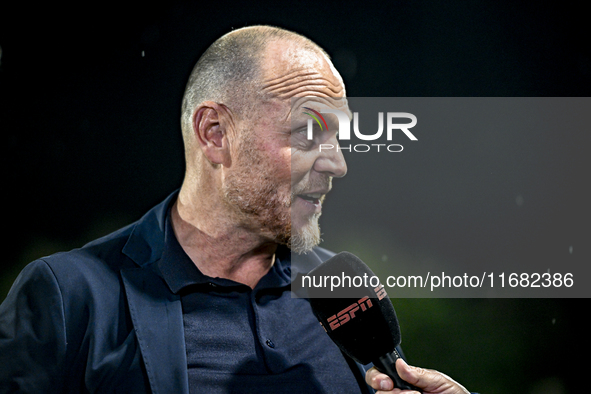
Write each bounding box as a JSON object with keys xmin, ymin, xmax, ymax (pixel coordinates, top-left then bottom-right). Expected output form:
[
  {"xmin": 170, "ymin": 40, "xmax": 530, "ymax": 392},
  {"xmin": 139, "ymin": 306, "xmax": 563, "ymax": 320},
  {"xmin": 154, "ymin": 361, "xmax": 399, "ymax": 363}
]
[
  {"xmin": 365, "ymin": 366, "xmax": 394, "ymax": 391},
  {"xmin": 366, "ymin": 366, "xmax": 422, "ymax": 394},
  {"xmin": 395, "ymin": 358, "xmax": 469, "ymax": 394},
  {"xmin": 395, "ymin": 358, "xmax": 443, "ymax": 391}
]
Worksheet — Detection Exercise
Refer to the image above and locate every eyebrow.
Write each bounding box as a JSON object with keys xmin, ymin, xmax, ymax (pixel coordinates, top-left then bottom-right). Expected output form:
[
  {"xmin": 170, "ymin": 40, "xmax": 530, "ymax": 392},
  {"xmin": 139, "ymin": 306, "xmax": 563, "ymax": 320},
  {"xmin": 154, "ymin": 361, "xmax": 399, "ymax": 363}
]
[{"xmin": 291, "ymin": 97, "xmax": 353, "ymax": 121}]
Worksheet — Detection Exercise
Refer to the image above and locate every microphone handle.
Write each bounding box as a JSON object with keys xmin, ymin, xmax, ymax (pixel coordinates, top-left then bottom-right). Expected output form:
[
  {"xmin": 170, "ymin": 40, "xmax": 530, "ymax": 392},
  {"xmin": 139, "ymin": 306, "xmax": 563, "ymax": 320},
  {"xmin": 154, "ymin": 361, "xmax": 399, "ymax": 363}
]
[{"xmin": 373, "ymin": 349, "xmax": 423, "ymax": 393}]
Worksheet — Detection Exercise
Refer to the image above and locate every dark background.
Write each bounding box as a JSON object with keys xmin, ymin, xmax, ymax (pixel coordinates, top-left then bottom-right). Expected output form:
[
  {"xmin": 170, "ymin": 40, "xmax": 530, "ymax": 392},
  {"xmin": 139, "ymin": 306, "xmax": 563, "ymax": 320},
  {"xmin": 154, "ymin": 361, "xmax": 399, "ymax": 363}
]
[{"xmin": 1, "ymin": 1, "xmax": 589, "ymax": 393}]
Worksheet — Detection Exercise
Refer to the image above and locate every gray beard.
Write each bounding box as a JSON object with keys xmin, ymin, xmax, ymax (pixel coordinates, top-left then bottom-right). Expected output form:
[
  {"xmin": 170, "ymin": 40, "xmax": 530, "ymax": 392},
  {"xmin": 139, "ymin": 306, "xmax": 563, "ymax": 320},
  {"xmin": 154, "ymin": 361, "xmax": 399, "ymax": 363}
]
[
  {"xmin": 222, "ymin": 180, "xmax": 323, "ymax": 254},
  {"xmin": 222, "ymin": 176, "xmax": 328, "ymax": 254},
  {"xmin": 287, "ymin": 178, "xmax": 329, "ymax": 254},
  {"xmin": 289, "ymin": 211, "xmax": 322, "ymax": 254}
]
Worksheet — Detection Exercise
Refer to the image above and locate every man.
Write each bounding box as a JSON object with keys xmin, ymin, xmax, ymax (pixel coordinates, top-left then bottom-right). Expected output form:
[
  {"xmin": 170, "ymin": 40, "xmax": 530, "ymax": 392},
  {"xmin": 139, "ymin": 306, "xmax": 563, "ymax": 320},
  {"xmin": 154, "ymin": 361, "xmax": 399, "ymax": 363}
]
[{"xmin": 0, "ymin": 26, "xmax": 471, "ymax": 393}]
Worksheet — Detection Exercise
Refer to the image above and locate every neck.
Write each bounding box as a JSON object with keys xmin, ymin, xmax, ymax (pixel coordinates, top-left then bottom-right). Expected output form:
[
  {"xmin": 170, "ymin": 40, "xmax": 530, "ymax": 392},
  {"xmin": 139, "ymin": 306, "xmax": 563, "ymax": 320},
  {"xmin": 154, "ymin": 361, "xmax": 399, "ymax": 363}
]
[{"xmin": 171, "ymin": 183, "xmax": 278, "ymax": 289}]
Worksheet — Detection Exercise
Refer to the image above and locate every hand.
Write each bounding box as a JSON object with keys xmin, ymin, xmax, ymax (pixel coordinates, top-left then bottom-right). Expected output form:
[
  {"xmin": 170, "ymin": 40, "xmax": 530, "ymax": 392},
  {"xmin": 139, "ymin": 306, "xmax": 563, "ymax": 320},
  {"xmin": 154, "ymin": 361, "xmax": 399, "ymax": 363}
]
[{"xmin": 365, "ymin": 358, "xmax": 470, "ymax": 394}]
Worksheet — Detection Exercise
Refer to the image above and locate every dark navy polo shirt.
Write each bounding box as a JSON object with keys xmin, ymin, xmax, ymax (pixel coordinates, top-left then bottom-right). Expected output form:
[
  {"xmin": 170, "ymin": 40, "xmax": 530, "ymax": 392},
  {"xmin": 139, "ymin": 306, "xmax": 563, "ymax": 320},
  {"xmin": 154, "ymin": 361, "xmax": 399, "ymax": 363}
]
[{"xmin": 157, "ymin": 210, "xmax": 371, "ymax": 394}]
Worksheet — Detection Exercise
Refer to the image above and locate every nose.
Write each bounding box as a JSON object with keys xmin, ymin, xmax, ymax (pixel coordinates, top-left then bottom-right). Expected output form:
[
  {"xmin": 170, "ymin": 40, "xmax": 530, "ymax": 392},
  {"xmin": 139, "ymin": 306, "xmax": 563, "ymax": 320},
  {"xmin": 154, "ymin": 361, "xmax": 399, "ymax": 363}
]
[{"xmin": 313, "ymin": 139, "xmax": 348, "ymax": 178}]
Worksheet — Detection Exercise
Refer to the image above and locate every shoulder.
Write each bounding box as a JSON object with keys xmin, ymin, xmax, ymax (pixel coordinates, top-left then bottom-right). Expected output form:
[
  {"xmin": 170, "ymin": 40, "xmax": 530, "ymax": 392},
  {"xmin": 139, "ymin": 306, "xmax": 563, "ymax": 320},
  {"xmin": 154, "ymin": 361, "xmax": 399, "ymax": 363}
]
[
  {"xmin": 37, "ymin": 191, "xmax": 177, "ymax": 286},
  {"xmin": 39, "ymin": 222, "xmax": 136, "ymax": 286},
  {"xmin": 9, "ymin": 221, "xmax": 148, "ymax": 350}
]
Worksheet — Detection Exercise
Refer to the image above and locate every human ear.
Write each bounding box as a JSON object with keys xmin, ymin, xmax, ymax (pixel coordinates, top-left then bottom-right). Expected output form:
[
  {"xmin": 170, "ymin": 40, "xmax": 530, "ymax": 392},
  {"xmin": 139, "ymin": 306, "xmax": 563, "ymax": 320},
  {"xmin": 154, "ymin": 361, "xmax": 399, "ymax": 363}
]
[{"xmin": 192, "ymin": 102, "xmax": 231, "ymax": 166}]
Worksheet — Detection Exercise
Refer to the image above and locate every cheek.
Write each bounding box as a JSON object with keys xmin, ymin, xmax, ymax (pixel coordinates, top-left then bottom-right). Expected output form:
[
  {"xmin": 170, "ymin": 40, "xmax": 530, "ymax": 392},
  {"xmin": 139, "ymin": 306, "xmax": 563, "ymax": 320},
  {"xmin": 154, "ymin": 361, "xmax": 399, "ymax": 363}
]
[
  {"xmin": 261, "ymin": 143, "xmax": 292, "ymax": 184},
  {"xmin": 290, "ymin": 149, "xmax": 317, "ymax": 185}
]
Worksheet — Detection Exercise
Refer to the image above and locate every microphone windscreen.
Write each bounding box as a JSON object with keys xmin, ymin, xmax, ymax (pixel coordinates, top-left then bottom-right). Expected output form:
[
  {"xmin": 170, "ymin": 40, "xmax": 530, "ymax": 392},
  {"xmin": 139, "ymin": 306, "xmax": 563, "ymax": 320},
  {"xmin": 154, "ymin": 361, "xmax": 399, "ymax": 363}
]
[{"xmin": 307, "ymin": 252, "xmax": 401, "ymax": 365}]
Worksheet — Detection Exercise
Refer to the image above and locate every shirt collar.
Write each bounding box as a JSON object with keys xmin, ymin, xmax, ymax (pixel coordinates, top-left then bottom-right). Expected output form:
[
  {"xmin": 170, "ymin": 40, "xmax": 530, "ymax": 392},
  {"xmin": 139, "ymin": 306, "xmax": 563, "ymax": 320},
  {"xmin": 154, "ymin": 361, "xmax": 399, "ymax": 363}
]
[{"xmin": 157, "ymin": 207, "xmax": 292, "ymax": 295}]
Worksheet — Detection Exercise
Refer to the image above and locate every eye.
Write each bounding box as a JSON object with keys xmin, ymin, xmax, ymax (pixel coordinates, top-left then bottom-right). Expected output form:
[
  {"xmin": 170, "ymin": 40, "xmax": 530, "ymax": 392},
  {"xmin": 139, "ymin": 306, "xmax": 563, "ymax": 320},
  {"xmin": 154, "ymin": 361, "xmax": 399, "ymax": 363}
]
[
  {"xmin": 291, "ymin": 126, "xmax": 318, "ymax": 151},
  {"xmin": 292, "ymin": 126, "xmax": 308, "ymax": 135}
]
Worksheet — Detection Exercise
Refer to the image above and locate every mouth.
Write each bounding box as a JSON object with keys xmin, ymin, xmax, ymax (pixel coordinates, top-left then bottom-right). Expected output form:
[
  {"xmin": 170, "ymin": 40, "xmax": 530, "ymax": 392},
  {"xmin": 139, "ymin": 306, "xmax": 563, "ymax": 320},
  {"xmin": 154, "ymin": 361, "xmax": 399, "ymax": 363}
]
[
  {"xmin": 294, "ymin": 189, "xmax": 330, "ymax": 215},
  {"xmin": 297, "ymin": 192, "xmax": 324, "ymax": 205}
]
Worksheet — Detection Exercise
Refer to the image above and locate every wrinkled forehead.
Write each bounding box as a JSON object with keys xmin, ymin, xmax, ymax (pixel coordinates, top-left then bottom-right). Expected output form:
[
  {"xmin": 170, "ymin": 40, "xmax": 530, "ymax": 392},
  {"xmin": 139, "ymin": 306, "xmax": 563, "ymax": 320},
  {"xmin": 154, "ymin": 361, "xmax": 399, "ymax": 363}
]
[{"xmin": 260, "ymin": 40, "xmax": 346, "ymax": 101}]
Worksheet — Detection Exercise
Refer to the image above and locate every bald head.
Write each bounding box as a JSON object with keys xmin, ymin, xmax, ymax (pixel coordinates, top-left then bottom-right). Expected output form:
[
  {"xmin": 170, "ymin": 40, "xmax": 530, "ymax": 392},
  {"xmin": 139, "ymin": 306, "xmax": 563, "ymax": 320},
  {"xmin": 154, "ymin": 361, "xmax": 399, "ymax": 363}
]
[{"xmin": 181, "ymin": 25, "xmax": 333, "ymax": 140}]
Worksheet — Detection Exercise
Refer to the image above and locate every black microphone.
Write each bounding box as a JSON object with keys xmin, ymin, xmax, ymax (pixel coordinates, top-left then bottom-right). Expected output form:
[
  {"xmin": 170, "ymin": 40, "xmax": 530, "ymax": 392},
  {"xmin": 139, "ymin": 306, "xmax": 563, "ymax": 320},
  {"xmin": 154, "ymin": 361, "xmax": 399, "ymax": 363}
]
[{"xmin": 306, "ymin": 252, "xmax": 422, "ymax": 392}]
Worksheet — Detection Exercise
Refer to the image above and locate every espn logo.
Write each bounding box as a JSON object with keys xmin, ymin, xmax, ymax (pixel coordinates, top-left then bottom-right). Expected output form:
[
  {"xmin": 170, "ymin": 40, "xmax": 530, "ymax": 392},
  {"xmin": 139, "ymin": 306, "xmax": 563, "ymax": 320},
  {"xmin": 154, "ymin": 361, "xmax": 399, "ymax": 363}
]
[
  {"xmin": 326, "ymin": 296, "xmax": 374, "ymax": 331},
  {"xmin": 323, "ymin": 285, "xmax": 388, "ymax": 332}
]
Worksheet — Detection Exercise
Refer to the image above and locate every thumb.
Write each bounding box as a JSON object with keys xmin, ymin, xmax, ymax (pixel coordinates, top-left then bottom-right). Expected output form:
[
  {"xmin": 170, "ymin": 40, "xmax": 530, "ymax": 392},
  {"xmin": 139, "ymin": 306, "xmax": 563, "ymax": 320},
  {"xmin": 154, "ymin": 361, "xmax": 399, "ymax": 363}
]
[{"xmin": 395, "ymin": 358, "xmax": 469, "ymax": 394}]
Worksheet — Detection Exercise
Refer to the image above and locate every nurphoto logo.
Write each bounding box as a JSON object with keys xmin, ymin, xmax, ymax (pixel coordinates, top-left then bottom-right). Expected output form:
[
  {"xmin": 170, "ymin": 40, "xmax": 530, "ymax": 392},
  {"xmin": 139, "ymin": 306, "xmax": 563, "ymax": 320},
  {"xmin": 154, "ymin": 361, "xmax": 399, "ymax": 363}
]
[{"xmin": 304, "ymin": 106, "xmax": 418, "ymax": 153}]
